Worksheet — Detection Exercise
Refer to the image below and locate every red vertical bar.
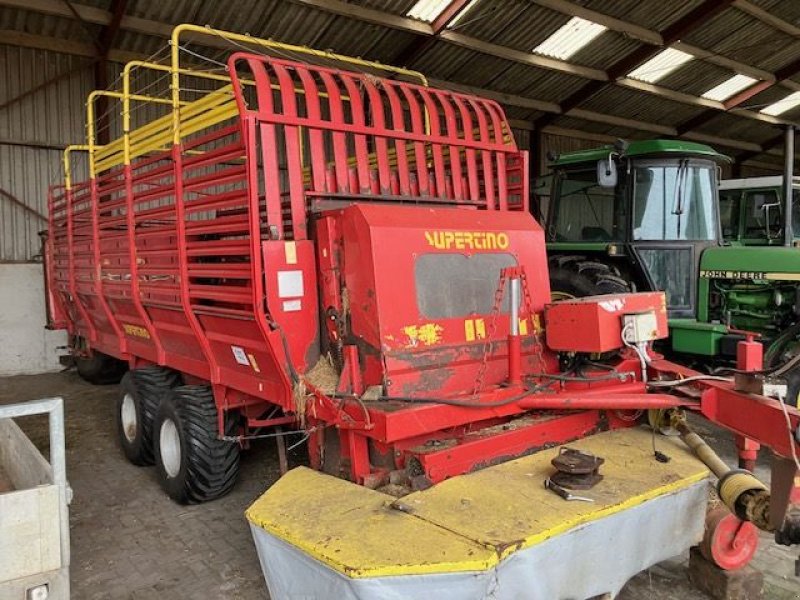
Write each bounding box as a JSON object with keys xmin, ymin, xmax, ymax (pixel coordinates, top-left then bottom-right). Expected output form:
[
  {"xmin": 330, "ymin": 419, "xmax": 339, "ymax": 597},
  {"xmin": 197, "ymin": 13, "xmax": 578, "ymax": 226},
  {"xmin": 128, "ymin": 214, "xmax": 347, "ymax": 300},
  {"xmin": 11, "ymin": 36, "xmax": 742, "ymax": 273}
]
[
  {"xmin": 467, "ymin": 98, "xmax": 496, "ymax": 210},
  {"xmin": 416, "ymin": 88, "xmax": 447, "ymax": 198},
  {"xmin": 398, "ymin": 85, "xmax": 429, "ymax": 196},
  {"xmin": 433, "ymin": 90, "xmax": 463, "ymax": 200},
  {"xmin": 340, "ymin": 75, "xmax": 371, "ymax": 192},
  {"xmin": 241, "ymin": 59, "xmax": 283, "ymax": 238},
  {"xmin": 362, "ymin": 81, "xmax": 392, "ymax": 193},
  {"xmin": 66, "ymin": 184, "xmax": 98, "ymax": 342},
  {"xmin": 90, "ymin": 177, "xmax": 126, "ymax": 355},
  {"xmin": 295, "ymin": 69, "xmax": 327, "ymax": 193},
  {"xmin": 452, "ymin": 96, "xmax": 479, "ymax": 202},
  {"xmin": 318, "ymin": 71, "xmax": 350, "ymax": 193},
  {"xmin": 124, "ymin": 163, "xmax": 164, "ymax": 362},
  {"xmin": 273, "ymin": 63, "xmax": 307, "ymax": 240},
  {"xmin": 244, "ymin": 116, "xmax": 287, "ymax": 409},
  {"xmin": 382, "ymin": 81, "xmax": 411, "ymax": 196},
  {"xmin": 172, "ymin": 143, "xmax": 216, "ymax": 382},
  {"xmin": 485, "ymin": 101, "xmax": 508, "ymax": 210}
]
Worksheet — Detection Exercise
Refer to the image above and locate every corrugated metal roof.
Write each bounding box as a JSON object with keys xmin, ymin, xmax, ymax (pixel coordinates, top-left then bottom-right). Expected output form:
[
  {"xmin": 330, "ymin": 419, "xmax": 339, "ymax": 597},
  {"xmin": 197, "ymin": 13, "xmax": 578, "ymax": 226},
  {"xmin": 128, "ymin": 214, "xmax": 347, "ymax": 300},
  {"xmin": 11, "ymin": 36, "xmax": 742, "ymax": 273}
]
[
  {"xmin": 657, "ymin": 61, "xmax": 735, "ymax": 98},
  {"xmin": 580, "ymin": 86, "xmax": 703, "ymax": 126},
  {"xmin": 750, "ymin": 0, "xmax": 800, "ymax": 27},
  {"xmin": 692, "ymin": 112, "xmax": 780, "ymax": 146},
  {"xmin": 576, "ymin": 0, "xmax": 704, "ymax": 31},
  {"xmin": 683, "ymin": 8, "xmax": 797, "ymax": 73}
]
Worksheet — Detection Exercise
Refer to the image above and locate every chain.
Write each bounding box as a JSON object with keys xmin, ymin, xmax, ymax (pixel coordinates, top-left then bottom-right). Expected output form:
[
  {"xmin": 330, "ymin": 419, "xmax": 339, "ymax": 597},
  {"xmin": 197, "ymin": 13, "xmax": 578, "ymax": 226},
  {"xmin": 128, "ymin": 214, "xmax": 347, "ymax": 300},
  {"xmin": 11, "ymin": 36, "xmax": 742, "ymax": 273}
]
[
  {"xmin": 519, "ymin": 269, "xmax": 547, "ymax": 371},
  {"xmin": 472, "ymin": 270, "xmax": 507, "ymax": 398}
]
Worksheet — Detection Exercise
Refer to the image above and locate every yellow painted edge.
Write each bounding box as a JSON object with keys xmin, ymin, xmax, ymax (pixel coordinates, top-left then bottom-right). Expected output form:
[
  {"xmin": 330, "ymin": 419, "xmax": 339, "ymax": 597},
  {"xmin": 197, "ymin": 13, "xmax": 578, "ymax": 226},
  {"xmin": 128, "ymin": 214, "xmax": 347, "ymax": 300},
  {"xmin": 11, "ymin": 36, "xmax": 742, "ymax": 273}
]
[
  {"xmin": 245, "ymin": 506, "xmax": 497, "ymax": 578},
  {"xmin": 498, "ymin": 469, "xmax": 710, "ymax": 560},
  {"xmin": 246, "ymin": 469, "xmax": 709, "ymax": 578}
]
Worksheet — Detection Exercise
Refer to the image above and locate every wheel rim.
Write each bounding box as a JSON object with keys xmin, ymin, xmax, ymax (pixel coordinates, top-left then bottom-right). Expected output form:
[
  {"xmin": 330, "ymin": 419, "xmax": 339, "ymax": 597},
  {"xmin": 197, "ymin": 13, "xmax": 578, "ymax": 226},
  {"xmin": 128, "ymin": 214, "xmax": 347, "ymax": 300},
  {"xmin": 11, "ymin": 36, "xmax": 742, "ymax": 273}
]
[
  {"xmin": 121, "ymin": 393, "xmax": 138, "ymax": 443},
  {"xmin": 160, "ymin": 418, "xmax": 182, "ymax": 478},
  {"xmin": 551, "ymin": 291, "xmax": 576, "ymax": 302}
]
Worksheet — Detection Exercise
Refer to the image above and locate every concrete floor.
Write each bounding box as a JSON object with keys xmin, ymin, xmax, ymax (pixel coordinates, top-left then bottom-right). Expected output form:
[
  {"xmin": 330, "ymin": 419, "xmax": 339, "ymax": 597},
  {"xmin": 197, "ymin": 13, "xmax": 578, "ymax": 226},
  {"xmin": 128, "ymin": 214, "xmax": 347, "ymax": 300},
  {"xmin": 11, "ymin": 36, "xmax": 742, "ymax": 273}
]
[{"xmin": 1, "ymin": 371, "xmax": 798, "ymax": 599}]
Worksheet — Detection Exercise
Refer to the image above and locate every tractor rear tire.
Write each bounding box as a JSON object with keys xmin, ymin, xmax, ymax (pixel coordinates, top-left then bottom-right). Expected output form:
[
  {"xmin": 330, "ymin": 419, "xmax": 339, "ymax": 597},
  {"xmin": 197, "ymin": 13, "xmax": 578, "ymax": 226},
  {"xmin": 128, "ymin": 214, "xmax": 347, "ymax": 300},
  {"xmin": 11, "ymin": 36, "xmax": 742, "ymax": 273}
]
[
  {"xmin": 116, "ymin": 367, "xmax": 182, "ymax": 466},
  {"xmin": 548, "ymin": 256, "xmax": 633, "ymax": 301},
  {"xmin": 154, "ymin": 386, "xmax": 240, "ymax": 504},
  {"xmin": 76, "ymin": 351, "xmax": 128, "ymax": 385}
]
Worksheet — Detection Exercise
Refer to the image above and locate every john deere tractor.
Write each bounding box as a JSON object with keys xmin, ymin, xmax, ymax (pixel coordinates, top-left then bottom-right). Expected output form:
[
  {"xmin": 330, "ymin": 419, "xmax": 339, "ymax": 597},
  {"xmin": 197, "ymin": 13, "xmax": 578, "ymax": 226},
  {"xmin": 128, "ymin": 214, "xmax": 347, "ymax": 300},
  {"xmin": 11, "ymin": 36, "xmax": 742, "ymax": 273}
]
[{"xmin": 540, "ymin": 139, "xmax": 800, "ymax": 404}]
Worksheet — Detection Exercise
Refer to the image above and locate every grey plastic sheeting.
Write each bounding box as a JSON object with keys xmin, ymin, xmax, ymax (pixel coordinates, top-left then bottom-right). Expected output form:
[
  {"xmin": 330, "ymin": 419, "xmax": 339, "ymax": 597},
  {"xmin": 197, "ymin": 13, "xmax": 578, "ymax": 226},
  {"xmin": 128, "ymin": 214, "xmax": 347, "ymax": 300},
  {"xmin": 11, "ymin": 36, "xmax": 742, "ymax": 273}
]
[{"xmin": 250, "ymin": 480, "xmax": 707, "ymax": 600}]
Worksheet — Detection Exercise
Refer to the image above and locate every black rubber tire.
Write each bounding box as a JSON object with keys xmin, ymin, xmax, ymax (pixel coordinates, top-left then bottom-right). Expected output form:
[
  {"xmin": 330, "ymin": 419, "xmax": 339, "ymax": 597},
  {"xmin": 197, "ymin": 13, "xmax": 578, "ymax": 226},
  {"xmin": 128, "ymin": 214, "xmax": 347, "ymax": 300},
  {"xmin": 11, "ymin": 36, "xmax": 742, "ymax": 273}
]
[
  {"xmin": 548, "ymin": 256, "xmax": 633, "ymax": 300},
  {"xmin": 76, "ymin": 351, "xmax": 128, "ymax": 385},
  {"xmin": 154, "ymin": 386, "xmax": 240, "ymax": 504},
  {"xmin": 116, "ymin": 367, "xmax": 182, "ymax": 466}
]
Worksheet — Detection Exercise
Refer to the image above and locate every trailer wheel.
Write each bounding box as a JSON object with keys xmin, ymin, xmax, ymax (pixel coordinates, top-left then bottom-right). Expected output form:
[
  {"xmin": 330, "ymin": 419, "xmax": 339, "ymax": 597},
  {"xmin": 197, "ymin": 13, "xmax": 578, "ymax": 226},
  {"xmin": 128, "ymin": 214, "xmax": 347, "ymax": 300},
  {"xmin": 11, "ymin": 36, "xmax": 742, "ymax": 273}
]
[
  {"xmin": 116, "ymin": 367, "xmax": 182, "ymax": 465},
  {"xmin": 549, "ymin": 257, "xmax": 633, "ymax": 301},
  {"xmin": 154, "ymin": 386, "xmax": 240, "ymax": 504},
  {"xmin": 76, "ymin": 351, "xmax": 128, "ymax": 385}
]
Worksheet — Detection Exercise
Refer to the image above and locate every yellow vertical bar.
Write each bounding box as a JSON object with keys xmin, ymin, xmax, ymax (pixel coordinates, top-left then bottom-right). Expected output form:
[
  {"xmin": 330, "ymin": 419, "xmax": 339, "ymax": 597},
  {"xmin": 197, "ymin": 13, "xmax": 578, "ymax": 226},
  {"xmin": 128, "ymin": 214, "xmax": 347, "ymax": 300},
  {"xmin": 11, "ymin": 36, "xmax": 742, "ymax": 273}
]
[
  {"xmin": 171, "ymin": 30, "xmax": 182, "ymax": 146},
  {"xmin": 86, "ymin": 94, "xmax": 97, "ymax": 179},
  {"xmin": 123, "ymin": 64, "xmax": 132, "ymax": 165}
]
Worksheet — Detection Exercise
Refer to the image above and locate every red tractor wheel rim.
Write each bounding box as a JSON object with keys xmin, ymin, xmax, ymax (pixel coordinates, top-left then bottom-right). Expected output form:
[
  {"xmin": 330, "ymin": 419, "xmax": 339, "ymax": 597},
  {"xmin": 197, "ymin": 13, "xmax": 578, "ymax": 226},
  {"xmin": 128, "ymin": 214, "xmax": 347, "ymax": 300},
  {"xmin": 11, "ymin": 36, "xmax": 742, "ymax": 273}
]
[{"xmin": 700, "ymin": 508, "xmax": 759, "ymax": 571}]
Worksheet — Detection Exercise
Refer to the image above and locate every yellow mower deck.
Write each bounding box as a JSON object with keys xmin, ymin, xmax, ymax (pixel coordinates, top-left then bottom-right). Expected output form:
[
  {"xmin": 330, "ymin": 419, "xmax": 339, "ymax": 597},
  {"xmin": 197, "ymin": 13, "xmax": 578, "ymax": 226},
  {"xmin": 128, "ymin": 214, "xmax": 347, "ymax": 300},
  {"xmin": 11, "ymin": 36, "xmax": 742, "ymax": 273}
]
[{"xmin": 246, "ymin": 427, "xmax": 710, "ymax": 579}]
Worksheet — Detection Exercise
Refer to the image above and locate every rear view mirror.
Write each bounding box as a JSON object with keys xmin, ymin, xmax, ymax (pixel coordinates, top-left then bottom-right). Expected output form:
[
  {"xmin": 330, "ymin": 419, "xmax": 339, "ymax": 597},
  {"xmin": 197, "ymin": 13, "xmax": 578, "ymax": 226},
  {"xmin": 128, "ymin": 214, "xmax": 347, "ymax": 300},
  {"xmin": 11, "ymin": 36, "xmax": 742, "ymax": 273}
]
[{"xmin": 597, "ymin": 157, "xmax": 617, "ymax": 188}]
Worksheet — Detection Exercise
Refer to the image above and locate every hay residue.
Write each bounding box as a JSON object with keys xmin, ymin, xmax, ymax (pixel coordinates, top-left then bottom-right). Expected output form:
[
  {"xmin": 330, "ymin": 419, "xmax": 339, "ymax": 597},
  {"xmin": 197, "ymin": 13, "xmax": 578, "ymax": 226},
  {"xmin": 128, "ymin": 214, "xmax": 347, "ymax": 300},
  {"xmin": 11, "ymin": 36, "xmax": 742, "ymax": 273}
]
[
  {"xmin": 304, "ymin": 354, "xmax": 340, "ymax": 394},
  {"xmin": 361, "ymin": 385, "xmax": 382, "ymax": 402},
  {"xmin": 292, "ymin": 378, "xmax": 307, "ymax": 428}
]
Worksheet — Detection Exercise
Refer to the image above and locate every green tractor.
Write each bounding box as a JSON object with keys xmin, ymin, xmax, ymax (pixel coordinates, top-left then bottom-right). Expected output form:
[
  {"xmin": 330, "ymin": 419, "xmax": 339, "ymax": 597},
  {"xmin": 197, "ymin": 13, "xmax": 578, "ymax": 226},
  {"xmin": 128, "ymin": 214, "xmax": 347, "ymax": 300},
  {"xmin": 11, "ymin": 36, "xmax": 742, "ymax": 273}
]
[
  {"xmin": 718, "ymin": 175, "xmax": 800, "ymax": 246},
  {"xmin": 541, "ymin": 139, "xmax": 724, "ymax": 318},
  {"xmin": 540, "ymin": 139, "xmax": 800, "ymax": 404}
]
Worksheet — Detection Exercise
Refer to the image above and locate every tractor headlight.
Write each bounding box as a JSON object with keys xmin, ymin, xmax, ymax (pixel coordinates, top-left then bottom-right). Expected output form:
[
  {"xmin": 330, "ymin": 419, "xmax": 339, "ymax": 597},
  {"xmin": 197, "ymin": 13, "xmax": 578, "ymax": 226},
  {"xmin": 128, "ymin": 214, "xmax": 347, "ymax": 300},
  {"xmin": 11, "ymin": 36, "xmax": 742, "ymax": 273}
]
[{"xmin": 774, "ymin": 289, "xmax": 784, "ymax": 307}]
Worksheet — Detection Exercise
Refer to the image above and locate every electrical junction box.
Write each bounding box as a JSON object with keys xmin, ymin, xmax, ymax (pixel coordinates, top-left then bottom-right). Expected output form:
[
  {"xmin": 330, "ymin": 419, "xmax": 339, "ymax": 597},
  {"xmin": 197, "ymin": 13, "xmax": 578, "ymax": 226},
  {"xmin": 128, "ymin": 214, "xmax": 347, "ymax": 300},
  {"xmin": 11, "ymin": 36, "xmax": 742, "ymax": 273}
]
[
  {"xmin": 545, "ymin": 292, "xmax": 668, "ymax": 353},
  {"xmin": 622, "ymin": 312, "xmax": 660, "ymax": 344}
]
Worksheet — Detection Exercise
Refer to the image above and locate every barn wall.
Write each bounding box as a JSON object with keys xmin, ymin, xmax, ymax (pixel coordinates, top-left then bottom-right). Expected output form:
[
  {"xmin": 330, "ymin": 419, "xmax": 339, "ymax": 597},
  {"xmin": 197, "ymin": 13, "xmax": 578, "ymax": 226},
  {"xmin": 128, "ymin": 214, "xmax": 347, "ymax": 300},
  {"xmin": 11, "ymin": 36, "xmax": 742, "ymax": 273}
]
[
  {"xmin": 0, "ymin": 44, "xmax": 94, "ymax": 262},
  {"xmin": 0, "ymin": 263, "xmax": 65, "ymax": 375},
  {"xmin": 0, "ymin": 45, "xmax": 90, "ymax": 373}
]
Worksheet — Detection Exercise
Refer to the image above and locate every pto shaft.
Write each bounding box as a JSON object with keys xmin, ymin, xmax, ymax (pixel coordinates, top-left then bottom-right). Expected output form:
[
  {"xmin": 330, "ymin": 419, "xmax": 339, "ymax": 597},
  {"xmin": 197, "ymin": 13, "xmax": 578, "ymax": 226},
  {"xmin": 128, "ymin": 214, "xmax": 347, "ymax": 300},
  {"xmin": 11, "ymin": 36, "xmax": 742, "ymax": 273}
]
[{"xmin": 671, "ymin": 412, "xmax": 772, "ymax": 531}]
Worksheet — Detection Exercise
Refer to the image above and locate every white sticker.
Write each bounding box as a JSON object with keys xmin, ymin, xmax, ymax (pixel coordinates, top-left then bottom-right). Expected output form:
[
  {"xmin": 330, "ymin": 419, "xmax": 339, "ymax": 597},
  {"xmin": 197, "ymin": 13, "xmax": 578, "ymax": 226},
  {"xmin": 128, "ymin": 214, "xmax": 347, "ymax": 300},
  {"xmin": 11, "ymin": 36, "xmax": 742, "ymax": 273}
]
[
  {"xmin": 231, "ymin": 345, "xmax": 250, "ymax": 366},
  {"xmin": 599, "ymin": 299, "xmax": 625, "ymax": 313},
  {"xmin": 283, "ymin": 299, "xmax": 302, "ymax": 312},
  {"xmin": 278, "ymin": 270, "xmax": 304, "ymax": 298}
]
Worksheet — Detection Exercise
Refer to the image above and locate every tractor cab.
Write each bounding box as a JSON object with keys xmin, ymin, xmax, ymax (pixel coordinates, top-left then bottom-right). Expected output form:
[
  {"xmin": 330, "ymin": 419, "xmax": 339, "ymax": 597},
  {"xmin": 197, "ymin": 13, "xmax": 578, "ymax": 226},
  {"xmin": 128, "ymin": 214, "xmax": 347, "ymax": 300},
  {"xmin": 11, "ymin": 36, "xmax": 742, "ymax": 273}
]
[
  {"xmin": 719, "ymin": 176, "xmax": 800, "ymax": 245},
  {"xmin": 540, "ymin": 140, "xmax": 728, "ymax": 318}
]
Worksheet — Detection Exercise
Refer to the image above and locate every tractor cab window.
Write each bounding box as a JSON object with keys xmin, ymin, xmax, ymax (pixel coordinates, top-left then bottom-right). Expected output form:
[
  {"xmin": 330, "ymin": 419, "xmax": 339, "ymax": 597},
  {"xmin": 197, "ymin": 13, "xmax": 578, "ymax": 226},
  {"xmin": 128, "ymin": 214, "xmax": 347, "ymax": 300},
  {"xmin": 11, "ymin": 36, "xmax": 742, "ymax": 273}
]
[
  {"xmin": 793, "ymin": 189, "xmax": 800, "ymax": 239},
  {"xmin": 718, "ymin": 189, "xmax": 741, "ymax": 240},
  {"xmin": 549, "ymin": 168, "xmax": 623, "ymax": 242},
  {"xmin": 743, "ymin": 190, "xmax": 782, "ymax": 239},
  {"xmin": 632, "ymin": 160, "xmax": 717, "ymax": 241}
]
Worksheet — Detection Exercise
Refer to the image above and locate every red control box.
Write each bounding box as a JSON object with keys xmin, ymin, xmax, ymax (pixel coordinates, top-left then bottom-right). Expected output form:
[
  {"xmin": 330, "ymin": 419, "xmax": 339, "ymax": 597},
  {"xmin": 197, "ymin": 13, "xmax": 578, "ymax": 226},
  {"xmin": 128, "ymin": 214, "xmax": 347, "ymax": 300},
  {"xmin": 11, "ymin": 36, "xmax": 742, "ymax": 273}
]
[{"xmin": 544, "ymin": 292, "xmax": 668, "ymax": 353}]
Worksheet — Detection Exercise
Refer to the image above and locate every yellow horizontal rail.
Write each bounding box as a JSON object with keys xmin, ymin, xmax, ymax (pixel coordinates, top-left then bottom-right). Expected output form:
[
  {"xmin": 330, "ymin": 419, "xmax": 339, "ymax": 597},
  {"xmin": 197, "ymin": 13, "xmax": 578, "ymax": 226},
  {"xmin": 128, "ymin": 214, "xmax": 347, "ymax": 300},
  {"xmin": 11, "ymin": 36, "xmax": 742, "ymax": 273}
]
[{"xmin": 81, "ymin": 23, "xmax": 429, "ymax": 177}]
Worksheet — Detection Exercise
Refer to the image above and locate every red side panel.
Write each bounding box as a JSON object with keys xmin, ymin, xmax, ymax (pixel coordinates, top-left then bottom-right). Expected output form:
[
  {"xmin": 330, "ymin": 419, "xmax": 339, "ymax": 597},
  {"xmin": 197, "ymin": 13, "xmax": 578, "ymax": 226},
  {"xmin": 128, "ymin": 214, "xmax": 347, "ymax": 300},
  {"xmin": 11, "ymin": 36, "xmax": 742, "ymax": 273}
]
[{"xmin": 335, "ymin": 203, "xmax": 551, "ymax": 396}]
